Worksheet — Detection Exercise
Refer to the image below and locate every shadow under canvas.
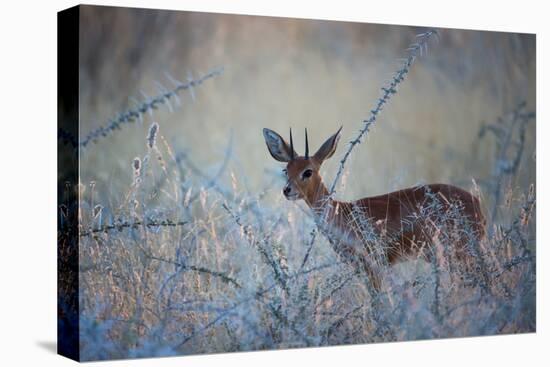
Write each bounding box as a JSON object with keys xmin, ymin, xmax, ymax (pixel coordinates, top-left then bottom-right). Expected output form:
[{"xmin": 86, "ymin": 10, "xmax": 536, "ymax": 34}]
[{"xmin": 36, "ymin": 340, "xmax": 57, "ymax": 355}]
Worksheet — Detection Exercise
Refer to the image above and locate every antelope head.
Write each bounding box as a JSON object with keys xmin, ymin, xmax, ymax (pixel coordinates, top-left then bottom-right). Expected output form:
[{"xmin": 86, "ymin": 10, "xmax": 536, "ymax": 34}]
[{"xmin": 263, "ymin": 127, "xmax": 342, "ymax": 206}]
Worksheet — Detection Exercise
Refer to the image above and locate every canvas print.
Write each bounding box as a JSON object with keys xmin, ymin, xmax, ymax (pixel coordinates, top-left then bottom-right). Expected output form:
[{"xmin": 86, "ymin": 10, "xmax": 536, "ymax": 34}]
[{"xmin": 58, "ymin": 5, "xmax": 536, "ymax": 362}]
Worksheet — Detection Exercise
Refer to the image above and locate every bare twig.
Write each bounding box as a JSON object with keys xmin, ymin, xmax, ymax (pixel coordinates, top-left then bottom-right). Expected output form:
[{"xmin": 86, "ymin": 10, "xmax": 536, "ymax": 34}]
[
  {"xmin": 299, "ymin": 229, "xmax": 318, "ymax": 271},
  {"xmin": 146, "ymin": 253, "xmax": 242, "ymax": 288}
]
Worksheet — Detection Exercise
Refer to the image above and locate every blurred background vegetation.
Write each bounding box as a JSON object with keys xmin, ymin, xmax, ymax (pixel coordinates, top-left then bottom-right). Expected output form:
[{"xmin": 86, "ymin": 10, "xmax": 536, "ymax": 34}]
[{"xmin": 78, "ymin": 5, "xmax": 535, "ymax": 206}]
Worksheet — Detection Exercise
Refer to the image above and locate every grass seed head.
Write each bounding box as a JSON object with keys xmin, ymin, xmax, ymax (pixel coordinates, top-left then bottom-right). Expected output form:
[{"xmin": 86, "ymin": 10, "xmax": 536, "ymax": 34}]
[{"xmin": 147, "ymin": 122, "xmax": 159, "ymax": 149}]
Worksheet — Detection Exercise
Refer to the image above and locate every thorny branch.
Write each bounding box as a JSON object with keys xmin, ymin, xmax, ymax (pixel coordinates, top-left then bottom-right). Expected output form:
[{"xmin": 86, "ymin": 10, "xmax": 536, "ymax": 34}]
[
  {"xmin": 304, "ymin": 31, "xmax": 439, "ymax": 266},
  {"xmin": 145, "ymin": 252, "xmax": 242, "ymax": 288},
  {"xmin": 478, "ymin": 101, "xmax": 535, "ymax": 219},
  {"xmin": 79, "ymin": 218, "xmax": 188, "ymax": 237},
  {"xmin": 328, "ymin": 30, "xmax": 439, "ymax": 196},
  {"xmin": 58, "ymin": 67, "xmax": 223, "ymax": 149},
  {"xmin": 172, "ymin": 261, "xmax": 342, "ymax": 349}
]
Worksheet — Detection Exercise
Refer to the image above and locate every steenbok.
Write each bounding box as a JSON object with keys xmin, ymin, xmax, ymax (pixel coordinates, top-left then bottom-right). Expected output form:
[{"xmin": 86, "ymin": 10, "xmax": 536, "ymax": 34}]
[{"xmin": 263, "ymin": 127, "xmax": 486, "ymax": 290}]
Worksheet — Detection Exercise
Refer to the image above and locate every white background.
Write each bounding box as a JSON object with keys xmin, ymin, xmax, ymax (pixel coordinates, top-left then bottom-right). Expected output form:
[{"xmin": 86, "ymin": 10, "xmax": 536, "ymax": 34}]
[{"xmin": 0, "ymin": 0, "xmax": 547, "ymax": 365}]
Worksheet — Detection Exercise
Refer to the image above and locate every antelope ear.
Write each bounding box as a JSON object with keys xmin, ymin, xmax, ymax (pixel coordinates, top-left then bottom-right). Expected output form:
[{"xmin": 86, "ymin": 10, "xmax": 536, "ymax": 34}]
[
  {"xmin": 263, "ymin": 128, "xmax": 297, "ymax": 162},
  {"xmin": 314, "ymin": 126, "xmax": 342, "ymax": 162}
]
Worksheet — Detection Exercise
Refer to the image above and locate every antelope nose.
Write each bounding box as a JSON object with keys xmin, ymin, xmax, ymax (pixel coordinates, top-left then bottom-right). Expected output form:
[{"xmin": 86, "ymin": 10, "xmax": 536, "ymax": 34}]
[{"xmin": 283, "ymin": 187, "xmax": 291, "ymax": 196}]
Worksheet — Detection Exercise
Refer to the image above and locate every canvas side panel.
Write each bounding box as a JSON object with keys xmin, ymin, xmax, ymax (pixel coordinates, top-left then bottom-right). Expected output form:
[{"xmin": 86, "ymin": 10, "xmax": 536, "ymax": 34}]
[{"xmin": 57, "ymin": 5, "xmax": 80, "ymax": 362}]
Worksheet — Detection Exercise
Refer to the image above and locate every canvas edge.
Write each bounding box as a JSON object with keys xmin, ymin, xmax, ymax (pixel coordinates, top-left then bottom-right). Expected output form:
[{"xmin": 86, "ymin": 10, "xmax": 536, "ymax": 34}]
[{"xmin": 57, "ymin": 4, "xmax": 80, "ymax": 362}]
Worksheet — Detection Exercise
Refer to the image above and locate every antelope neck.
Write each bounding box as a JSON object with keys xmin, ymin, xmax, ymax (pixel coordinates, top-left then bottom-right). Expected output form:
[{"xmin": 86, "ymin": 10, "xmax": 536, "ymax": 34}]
[{"xmin": 303, "ymin": 180, "xmax": 339, "ymax": 216}]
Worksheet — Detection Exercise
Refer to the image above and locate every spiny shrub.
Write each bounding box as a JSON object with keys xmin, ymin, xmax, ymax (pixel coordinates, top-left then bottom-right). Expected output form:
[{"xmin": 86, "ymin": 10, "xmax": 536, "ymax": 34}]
[{"xmin": 73, "ymin": 108, "xmax": 535, "ymax": 359}]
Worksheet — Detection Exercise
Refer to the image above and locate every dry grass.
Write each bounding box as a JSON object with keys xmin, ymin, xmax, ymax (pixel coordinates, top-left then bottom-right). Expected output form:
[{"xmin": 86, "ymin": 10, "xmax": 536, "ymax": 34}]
[{"xmin": 72, "ymin": 106, "xmax": 535, "ymax": 360}]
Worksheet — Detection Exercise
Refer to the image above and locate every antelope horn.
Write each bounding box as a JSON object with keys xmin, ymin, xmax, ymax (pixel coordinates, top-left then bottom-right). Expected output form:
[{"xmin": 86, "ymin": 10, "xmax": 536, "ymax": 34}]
[
  {"xmin": 289, "ymin": 128, "xmax": 295, "ymax": 160},
  {"xmin": 305, "ymin": 128, "xmax": 309, "ymax": 159}
]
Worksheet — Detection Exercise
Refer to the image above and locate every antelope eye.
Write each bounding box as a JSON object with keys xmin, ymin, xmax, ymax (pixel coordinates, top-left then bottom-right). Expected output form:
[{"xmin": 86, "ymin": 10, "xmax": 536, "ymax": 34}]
[{"xmin": 302, "ymin": 169, "xmax": 313, "ymax": 179}]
